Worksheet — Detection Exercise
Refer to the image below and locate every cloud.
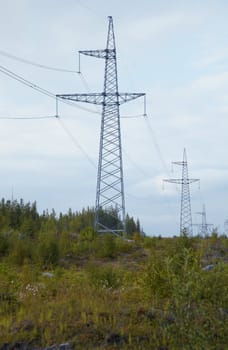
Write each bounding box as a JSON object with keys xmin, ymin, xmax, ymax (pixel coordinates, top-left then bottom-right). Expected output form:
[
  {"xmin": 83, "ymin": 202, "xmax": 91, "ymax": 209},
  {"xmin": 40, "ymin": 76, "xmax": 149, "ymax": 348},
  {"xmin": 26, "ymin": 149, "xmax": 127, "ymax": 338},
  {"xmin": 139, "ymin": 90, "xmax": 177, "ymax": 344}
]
[
  {"xmin": 123, "ymin": 11, "xmax": 204, "ymax": 43},
  {"xmin": 193, "ymin": 48, "xmax": 228, "ymax": 69},
  {"xmin": 0, "ymin": 1, "xmax": 228, "ymax": 236}
]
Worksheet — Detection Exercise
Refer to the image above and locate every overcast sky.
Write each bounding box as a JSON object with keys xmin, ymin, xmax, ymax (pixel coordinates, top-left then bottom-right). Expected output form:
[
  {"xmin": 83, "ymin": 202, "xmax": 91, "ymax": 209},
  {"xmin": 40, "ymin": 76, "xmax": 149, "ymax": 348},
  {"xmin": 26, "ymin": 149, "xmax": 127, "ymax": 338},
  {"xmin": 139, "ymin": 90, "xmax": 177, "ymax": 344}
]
[{"xmin": 0, "ymin": 0, "xmax": 228, "ymax": 236}]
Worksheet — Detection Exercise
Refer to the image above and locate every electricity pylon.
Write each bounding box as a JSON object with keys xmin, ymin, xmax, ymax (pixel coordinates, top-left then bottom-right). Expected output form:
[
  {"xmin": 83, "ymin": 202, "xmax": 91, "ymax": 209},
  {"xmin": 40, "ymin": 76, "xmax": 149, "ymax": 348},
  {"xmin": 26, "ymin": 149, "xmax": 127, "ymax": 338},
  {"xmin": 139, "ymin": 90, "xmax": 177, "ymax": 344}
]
[
  {"xmin": 194, "ymin": 204, "xmax": 213, "ymax": 236},
  {"xmin": 57, "ymin": 16, "xmax": 145, "ymax": 234},
  {"xmin": 224, "ymin": 220, "xmax": 228, "ymax": 235},
  {"xmin": 163, "ymin": 148, "xmax": 199, "ymax": 236}
]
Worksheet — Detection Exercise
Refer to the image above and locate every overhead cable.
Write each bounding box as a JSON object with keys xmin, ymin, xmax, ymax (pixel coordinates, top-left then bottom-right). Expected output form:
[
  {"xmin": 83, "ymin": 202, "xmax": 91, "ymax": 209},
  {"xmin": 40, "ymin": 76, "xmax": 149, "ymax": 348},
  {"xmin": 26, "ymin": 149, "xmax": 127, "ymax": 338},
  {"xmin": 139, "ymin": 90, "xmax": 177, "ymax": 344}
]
[
  {"xmin": 56, "ymin": 117, "xmax": 97, "ymax": 169},
  {"xmin": 78, "ymin": 73, "xmax": 144, "ymax": 119},
  {"xmin": 0, "ymin": 65, "xmax": 99, "ymax": 115},
  {"xmin": 143, "ymin": 116, "xmax": 171, "ymax": 177},
  {"xmin": 0, "ymin": 115, "xmax": 56, "ymax": 120},
  {"xmin": 0, "ymin": 50, "xmax": 77, "ymax": 73},
  {"xmin": 143, "ymin": 116, "xmax": 179, "ymax": 193},
  {"xmin": 121, "ymin": 114, "xmax": 145, "ymax": 119}
]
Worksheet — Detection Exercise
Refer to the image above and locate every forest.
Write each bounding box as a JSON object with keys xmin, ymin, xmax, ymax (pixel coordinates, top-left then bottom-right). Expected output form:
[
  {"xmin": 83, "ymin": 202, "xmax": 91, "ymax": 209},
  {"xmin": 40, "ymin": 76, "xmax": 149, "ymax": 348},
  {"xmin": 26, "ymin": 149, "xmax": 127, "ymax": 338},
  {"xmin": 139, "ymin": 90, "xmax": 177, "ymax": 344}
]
[{"xmin": 0, "ymin": 199, "xmax": 227, "ymax": 349}]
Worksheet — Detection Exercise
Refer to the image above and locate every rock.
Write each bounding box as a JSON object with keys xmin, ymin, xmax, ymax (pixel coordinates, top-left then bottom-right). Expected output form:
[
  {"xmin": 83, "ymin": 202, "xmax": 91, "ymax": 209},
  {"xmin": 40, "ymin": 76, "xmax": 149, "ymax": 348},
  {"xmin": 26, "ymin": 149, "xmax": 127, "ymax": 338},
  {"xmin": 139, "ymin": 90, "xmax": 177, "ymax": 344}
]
[
  {"xmin": 146, "ymin": 308, "xmax": 163, "ymax": 321},
  {"xmin": 20, "ymin": 320, "xmax": 34, "ymax": 332},
  {"xmin": 203, "ymin": 264, "xmax": 215, "ymax": 271},
  {"xmin": 59, "ymin": 343, "xmax": 73, "ymax": 350},
  {"xmin": 106, "ymin": 333, "xmax": 126, "ymax": 346},
  {"xmin": 14, "ymin": 344, "xmax": 28, "ymax": 350},
  {"xmin": 164, "ymin": 313, "xmax": 176, "ymax": 324},
  {"xmin": 0, "ymin": 343, "xmax": 29, "ymax": 350},
  {"xmin": 146, "ymin": 309, "xmax": 157, "ymax": 321},
  {"xmin": 219, "ymin": 307, "xmax": 228, "ymax": 319},
  {"xmin": 0, "ymin": 344, "xmax": 10, "ymax": 350},
  {"xmin": 138, "ymin": 336, "xmax": 149, "ymax": 343},
  {"xmin": 0, "ymin": 342, "xmax": 73, "ymax": 350},
  {"xmin": 0, "ymin": 292, "xmax": 15, "ymax": 302},
  {"xmin": 42, "ymin": 272, "xmax": 54, "ymax": 278},
  {"xmin": 43, "ymin": 345, "xmax": 58, "ymax": 350}
]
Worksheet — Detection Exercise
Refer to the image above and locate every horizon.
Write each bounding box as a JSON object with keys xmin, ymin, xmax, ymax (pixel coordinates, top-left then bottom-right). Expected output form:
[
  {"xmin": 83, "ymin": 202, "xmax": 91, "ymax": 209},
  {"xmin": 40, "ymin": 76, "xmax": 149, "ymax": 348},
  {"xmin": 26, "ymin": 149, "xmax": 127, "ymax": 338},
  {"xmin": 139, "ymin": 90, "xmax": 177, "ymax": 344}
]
[{"xmin": 0, "ymin": 1, "xmax": 228, "ymax": 236}]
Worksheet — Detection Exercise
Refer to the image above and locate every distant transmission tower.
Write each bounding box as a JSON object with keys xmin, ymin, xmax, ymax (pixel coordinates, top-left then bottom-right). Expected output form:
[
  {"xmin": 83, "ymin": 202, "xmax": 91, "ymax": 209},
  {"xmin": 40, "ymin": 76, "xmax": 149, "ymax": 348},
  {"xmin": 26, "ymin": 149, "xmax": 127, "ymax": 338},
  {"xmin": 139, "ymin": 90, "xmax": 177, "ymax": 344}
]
[
  {"xmin": 163, "ymin": 148, "xmax": 199, "ymax": 236},
  {"xmin": 194, "ymin": 204, "xmax": 213, "ymax": 236},
  {"xmin": 57, "ymin": 16, "xmax": 145, "ymax": 234},
  {"xmin": 224, "ymin": 220, "xmax": 228, "ymax": 235}
]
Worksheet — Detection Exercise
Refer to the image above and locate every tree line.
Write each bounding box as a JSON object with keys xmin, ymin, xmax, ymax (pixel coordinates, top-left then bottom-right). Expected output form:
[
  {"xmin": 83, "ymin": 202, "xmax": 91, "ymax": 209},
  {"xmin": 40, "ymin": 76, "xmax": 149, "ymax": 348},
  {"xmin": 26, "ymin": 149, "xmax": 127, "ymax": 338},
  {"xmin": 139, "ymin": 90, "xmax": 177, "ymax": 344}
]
[{"xmin": 0, "ymin": 198, "xmax": 142, "ymax": 237}]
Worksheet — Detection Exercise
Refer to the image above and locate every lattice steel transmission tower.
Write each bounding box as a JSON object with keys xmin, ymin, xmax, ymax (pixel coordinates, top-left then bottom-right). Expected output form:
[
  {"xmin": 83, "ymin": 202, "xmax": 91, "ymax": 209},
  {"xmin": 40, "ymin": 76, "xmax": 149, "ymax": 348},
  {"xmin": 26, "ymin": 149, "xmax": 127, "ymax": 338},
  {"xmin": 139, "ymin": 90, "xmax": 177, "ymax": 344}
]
[
  {"xmin": 224, "ymin": 220, "xmax": 228, "ymax": 235},
  {"xmin": 163, "ymin": 149, "xmax": 199, "ymax": 236},
  {"xmin": 57, "ymin": 16, "xmax": 145, "ymax": 234},
  {"xmin": 194, "ymin": 204, "xmax": 213, "ymax": 236}
]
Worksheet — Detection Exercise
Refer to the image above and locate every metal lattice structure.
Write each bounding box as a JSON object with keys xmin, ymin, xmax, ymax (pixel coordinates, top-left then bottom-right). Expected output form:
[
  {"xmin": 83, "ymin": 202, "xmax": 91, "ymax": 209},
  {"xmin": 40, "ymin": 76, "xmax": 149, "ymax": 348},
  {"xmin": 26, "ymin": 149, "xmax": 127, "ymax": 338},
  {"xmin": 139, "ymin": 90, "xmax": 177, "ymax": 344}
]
[
  {"xmin": 57, "ymin": 16, "xmax": 145, "ymax": 234},
  {"xmin": 224, "ymin": 220, "xmax": 228, "ymax": 235},
  {"xmin": 163, "ymin": 148, "xmax": 199, "ymax": 236},
  {"xmin": 194, "ymin": 204, "xmax": 213, "ymax": 236}
]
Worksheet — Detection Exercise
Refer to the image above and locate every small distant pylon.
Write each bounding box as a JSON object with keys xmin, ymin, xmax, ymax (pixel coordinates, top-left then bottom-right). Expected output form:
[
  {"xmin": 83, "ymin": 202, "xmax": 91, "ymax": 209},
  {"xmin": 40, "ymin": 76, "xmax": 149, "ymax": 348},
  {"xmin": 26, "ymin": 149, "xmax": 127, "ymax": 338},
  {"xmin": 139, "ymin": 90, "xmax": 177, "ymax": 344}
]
[
  {"xmin": 163, "ymin": 148, "xmax": 200, "ymax": 236},
  {"xmin": 194, "ymin": 204, "xmax": 213, "ymax": 236},
  {"xmin": 224, "ymin": 220, "xmax": 228, "ymax": 235}
]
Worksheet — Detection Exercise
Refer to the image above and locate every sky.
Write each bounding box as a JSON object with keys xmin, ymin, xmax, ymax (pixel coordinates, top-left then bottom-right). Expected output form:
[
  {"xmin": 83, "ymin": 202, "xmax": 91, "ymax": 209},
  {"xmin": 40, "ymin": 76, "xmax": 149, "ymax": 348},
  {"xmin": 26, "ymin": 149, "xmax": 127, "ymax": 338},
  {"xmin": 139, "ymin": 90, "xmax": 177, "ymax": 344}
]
[{"xmin": 0, "ymin": 0, "xmax": 228, "ymax": 236}]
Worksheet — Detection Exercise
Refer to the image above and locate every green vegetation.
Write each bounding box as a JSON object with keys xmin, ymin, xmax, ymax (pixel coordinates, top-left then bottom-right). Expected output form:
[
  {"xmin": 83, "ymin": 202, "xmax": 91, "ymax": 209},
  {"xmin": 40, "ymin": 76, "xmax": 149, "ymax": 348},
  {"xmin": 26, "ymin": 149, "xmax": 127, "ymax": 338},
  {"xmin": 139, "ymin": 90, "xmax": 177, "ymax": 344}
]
[{"xmin": 0, "ymin": 199, "xmax": 227, "ymax": 349}]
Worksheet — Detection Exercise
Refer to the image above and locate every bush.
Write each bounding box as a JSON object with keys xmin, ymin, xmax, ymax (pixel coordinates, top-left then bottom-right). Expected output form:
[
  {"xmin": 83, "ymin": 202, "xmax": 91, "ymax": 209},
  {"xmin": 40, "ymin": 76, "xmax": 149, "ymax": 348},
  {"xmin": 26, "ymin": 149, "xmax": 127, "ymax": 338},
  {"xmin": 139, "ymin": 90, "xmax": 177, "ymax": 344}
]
[
  {"xmin": 0, "ymin": 232, "xmax": 10, "ymax": 256},
  {"xmin": 100, "ymin": 234, "xmax": 116, "ymax": 258},
  {"xmin": 9, "ymin": 235, "xmax": 34, "ymax": 265},
  {"xmin": 38, "ymin": 234, "xmax": 60, "ymax": 267},
  {"xmin": 86, "ymin": 263, "xmax": 122, "ymax": 289}
]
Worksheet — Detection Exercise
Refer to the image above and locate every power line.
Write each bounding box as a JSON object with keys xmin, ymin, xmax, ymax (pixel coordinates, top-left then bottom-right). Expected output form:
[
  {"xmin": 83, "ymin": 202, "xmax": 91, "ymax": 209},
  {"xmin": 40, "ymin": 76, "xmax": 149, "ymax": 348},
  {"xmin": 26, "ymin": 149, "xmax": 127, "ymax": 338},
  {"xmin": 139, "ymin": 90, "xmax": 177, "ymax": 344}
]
[
  {"xmin": 0, "ymin": 65, "xmax": 54, "ymax": 97},
  {"xmin": 78, "ymin": 70, "xmax": 150, "ymax": 181},
  {"xmin": 121, "ymin": 114, "xmax": 145, "ymax": 119},
  {"xmin": 0, "ymin": 115, "xmax": 56, "ymax": 120},
  {"xmin": 122, "ymin": 148, "xmax": 151, "ymax": 178},
  {"xmin": 78, "ymin": 70, "xmax": 149, "ymax": 178},
  {"xmin": 77, "ymin": 71, "xmax": 150, "ymax": 183},
  {"xmin": 0, "ymin": 50, "xmax": 77, "ymax": 73},
  {"xmin": 79, "ymin": 66, "xmax": 157, "ymax": 182},
  {"xmin": 0, "ymin": 64, "xmax": 100, "ymax": 115},
  {"xmin": 143, "ymin": 116, "xmax": 171, "ymax": 177},
  {"xmin": 78, "ymin": 72, "xmax": 93, "ymax": 92},
  {"xmin": 125, "ymin": 190, "xmax": 154, "ymax": 201},
  {"xmin": 0, "ymin": 61, "xmax": 151, "ymax": 189},
  {"xmin": 142, "ymin": 115, "xmax": 180, "ymax": 195},
  {"xmin": 0, "ymin": 64, "xmax": 99, "ymax": 168},
  {"xmin": 78, "ymin": 72, "xmax": 145, "ymax": 119},
  {"xmin": 56, "ymin": 117, "xmax": 97, "ymax": 169},
  {"xmin": 0, "ymin": 110, "xmax": 97, "ymax": 169},
  {"xmin": 0, "ymin": 52, "xmax": 143, "ymax": 120},
  {"xmin": 76, "ymin": 0, "xmax": 105, "ymax": 19}
]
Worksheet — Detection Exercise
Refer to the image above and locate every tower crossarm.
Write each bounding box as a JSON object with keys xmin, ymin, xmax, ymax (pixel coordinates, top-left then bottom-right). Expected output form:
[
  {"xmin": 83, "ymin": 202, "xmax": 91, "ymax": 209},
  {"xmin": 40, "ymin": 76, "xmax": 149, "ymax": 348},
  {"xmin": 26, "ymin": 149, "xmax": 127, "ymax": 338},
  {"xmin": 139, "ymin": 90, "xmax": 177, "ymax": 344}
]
[
  {"xmin": 79, "ymin": 49, "xmax": 115, "ymax": 59},
  {"xmin": 196, "ymin": 211, "xmax": 204, "ymax": 216},
  {"xmin": 163, "ymin": 178, "xmax": 199, "ymax": 184},
  {"xmin": 56, "ymin": 93, "xmax": 104, "ymax": 105},
  {"xmin": 56, "ymin": 92, "xmax": 145, "ymax": 106},
  {"xmin": 118, "ymin": 93, "xmax": 145, "ymax": 104},
  {"xmin": 163, "ymin": 179, "xmax": 182, "ymax": 184},
  {"xmin": 172, "ymin": 161, "xmax": 187, "ymax": 166}
]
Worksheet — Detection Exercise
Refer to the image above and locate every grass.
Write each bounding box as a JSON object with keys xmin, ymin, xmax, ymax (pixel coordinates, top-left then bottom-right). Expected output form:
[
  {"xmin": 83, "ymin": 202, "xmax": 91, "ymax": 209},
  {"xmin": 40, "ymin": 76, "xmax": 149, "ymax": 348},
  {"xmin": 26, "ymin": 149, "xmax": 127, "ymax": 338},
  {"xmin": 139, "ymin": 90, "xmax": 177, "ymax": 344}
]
[{"xmin": 0, "ymin": 234, "xmax": 227, "ymax": 349}]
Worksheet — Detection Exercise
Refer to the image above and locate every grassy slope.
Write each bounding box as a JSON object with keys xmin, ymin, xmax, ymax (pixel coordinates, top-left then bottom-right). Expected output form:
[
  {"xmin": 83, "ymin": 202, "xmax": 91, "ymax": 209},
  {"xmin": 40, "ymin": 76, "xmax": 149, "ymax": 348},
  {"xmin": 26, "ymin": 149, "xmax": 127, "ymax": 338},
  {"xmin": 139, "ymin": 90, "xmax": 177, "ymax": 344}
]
[{"xmin": 0, "ymin": 234, "xmax": 228, "ymax": 349}]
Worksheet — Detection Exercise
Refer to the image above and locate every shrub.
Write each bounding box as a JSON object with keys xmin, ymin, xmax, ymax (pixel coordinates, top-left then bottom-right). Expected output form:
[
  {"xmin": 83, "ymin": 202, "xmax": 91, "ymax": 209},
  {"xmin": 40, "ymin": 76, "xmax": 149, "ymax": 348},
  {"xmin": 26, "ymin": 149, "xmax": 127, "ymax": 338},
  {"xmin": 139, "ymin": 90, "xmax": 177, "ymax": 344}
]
[
  {"xmin": 37, "ymin": 233, "xmax": 60, "ymax": 267},
  {"xmin": 9, "ymin": 235, "xmax": 34, "ymax": 265},
  {"xmin": 0, "ymin": 232, "xmax": 10, "ymax": 256},
  {"xmin": 101, "ymin": 234, "xmax": 116, "ymax": 258},
  {"xmin": 86, "ymin": 263, "xmax": 122, "ymax": 289}
]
